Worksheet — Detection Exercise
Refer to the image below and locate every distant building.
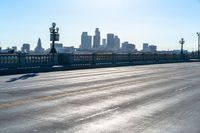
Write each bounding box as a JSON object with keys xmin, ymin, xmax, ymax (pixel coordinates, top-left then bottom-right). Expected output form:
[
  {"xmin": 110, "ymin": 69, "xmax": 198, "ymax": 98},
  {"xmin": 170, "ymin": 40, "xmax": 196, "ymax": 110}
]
[
  {"xmin": 87, "ymin": 36, "xmax": 92, "ymax": 48},
  {"xmin": 114, "ymin": 36, "xmax": 120, "ymax": 50},
  {"xmin": 81, "ymin": 32, "xmax": 92, "ymax": 50},
  {"xmin": 122, "ymin": 42, "xmax": 136, "ymax": 53},
  {"xmin": 143, "ymin": 43, "xmax": 149, "ymax": 52},
  {"xmin": 0, "ymin": 48, "xmax": 15, "ymax": 54},
  {"xmin": 93, "ymin": 28, "xmax": 101, "ymax": 48},
  {"xmin": 49, "ymin": 43, "xmax": 63, "ymax": 53},
  {"xmin": 81, "ymin": 32, "xmax": 88, "ymax": 49},
  {"xmin": 106, "ymin": 34, "xmax": 120, "ymax": 51},
  {"xmin": 149, "ymin": 45, "xmax": 157, "ymax": 53},
  {"xmin": 50, "ymin": 43, "xmax": 63, "ymax": 49},
  {"xmin": 102, "ymin": 38, "xmax": 107, "ymax": 48},
  {"xmin": 12, "ymin": 46, "xmax": 17, "ymax": 52},
  {"xmin": 21, "ymin": 43, "xmax": 30, "ymax": 53},
  {"xmin": 107, "ymin": 33, "xmax": 115, "ymax": 50},
  {"xmin": 48, "ymin": 43, "xmax": 75, "ymax": 53},
  {"xmin": 143, "ymin": 43, "xmax": 157, "ymax": 53},
  {"xmin": 57, "ymin": 46, "xmax": 75, "ymax": 53},
  {"xmin": 35, "ymin": 38, "xmax": 45, "ymax": 53},
  {"xmin": 159, "ymin": 50, "xmax": 188, "ymax": 54}
]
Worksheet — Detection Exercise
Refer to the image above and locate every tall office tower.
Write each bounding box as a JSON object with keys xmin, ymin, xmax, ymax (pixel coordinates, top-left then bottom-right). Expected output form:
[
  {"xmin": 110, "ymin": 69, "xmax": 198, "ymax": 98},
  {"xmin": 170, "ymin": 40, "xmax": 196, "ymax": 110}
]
[
  {"xmin": 81, "ymin": 32, "xmax": 88, "ymax": 49},
  {"xmin": 21, "ymin": 43, "xmax": 30, "ymax": 53},
  {"xmin": 143, "ymin": 43, "xmax": 149, "ymax": 52},
  {"xmin": 35, "ymin": 38, "xmax": 45, "ymax": 53},
  {"xmin": 93, "ymin": 28, "xmax": 101, "ymax": 49},
  {"xmin": 81, "ymin": 32, "xmax": 92, "ymax": 50},
  {"xmin": 107, "ymin": 33, "xmax": 115, "ymax": 50},
  {"xmin": 114, "ymin": 36, "xmax": 120, "ymax": 50},
  {"xmin": 102, "ymin": 38, "xmax": 107, "ymax": 48},
  {"xmin": 87, "ymin": 36, "xmax": 92, "ymax": 49}
]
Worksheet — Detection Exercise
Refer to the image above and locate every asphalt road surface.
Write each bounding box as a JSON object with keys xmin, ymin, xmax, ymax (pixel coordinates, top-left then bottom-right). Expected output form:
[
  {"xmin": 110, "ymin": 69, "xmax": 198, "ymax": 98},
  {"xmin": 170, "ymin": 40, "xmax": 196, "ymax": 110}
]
[{"xmin": 1, "ymin": 62, "xmax": 200, "ymax": 133}]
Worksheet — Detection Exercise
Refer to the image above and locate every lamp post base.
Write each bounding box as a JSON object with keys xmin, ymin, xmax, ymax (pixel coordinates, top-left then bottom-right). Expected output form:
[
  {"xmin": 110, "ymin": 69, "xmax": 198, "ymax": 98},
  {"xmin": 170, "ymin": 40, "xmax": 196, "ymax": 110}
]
[{"xmin": 49, "ymin": 48, "xmax": 57, "ymax": 54}]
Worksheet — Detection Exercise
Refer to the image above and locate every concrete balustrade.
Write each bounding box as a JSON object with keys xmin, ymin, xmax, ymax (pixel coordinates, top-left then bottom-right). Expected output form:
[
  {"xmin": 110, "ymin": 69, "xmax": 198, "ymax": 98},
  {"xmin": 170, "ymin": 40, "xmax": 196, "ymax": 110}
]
[
  {"xmin": 0, "ymin": 53, "xmax": 197, "ymax": 75},
  {"xmin": 58, "ymin": 53, "xmax": 191, "ymax": 67},
  {"xmin": 0, "ymin": 54, "xmax": 57, "ymax": 69}
]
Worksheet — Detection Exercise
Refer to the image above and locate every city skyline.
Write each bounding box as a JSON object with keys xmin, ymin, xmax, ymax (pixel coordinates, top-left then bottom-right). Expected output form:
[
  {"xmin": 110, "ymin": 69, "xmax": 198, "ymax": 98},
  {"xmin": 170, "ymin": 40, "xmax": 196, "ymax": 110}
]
[{"xmin": 0, "ymin": 0, "xmax": 200, "ymax": 51}]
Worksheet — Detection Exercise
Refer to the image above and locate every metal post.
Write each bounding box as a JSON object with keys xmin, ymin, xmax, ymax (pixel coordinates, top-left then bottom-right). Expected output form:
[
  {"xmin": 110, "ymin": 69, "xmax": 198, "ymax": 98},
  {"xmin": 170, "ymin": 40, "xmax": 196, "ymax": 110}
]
[
  {"xmin": 49, "ymin": 22, "xmax": 59, "ymax": 54},
  {"xmin": 179, "ymin": 38, "xmax": 185, "ymax": 54},
  {"xmin": 197, "ymin": 32, "xmax": 200, "ymax": 58},
  {"xmin": 49, "ymin": 23, "xmax": 60, "ymax": 65},
  {"xmin": 179, "ymin": 38, "xmax": 185, "ymax": 60}
]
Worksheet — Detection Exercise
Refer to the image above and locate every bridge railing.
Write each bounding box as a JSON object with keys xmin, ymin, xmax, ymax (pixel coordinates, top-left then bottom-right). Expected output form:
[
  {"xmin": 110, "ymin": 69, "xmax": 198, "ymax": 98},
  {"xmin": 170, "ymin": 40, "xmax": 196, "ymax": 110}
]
[
  {"xmin": 0, "ymin": 53, "xmax": 195, "ymax": 69},
  {"xmin": 0, "ymin": 54, "xmax": 19, "ymax": 68},
  {"xmin": 58, "ymin": 53, "xmax": 191, "ymax": 67},
  {"xmin": 0, "ymin": 54, "xmax": 57, "ymax": 69},
  {"xmin": 96, "ymin": 53, "xmax": 113, "ymax": 64},
  {"xmin": 25, "ymin": 55, "xmax": 55, "ymax": 66}
]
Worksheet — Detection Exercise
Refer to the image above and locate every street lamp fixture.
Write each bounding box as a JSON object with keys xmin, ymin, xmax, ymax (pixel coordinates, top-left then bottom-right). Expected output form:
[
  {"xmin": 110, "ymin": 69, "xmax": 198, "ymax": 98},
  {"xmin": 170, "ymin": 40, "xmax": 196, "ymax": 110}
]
[
  {"xmin": 179, "ymin": 38, "xmax": 185, "ymax": 55},
  {"xmin": 49, "ymin": 22, "xmax": 59, "ymax": 54}
]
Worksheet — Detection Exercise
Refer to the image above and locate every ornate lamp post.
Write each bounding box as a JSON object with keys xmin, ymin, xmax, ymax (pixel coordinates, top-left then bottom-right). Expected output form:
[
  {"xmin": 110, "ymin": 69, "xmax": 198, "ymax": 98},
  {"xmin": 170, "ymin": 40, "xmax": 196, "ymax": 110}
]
[
  {"xmin": 49, "ymin": 22, "xmax": 59, "ymax": 54},
  {"xmin": 179, "ymin": 38, "xmax": 185, "ymax": 55},
  {"xmin": 197, "ymin": 32, "xmax": 200, "ymax": 58}
]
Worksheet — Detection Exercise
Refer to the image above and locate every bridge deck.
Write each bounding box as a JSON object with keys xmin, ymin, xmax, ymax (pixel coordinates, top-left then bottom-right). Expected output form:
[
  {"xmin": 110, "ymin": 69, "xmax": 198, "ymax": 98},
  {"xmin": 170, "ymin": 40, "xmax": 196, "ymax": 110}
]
[{"xmin": 0, "ymin": 62, "xmax": 200, "ymax": 133}]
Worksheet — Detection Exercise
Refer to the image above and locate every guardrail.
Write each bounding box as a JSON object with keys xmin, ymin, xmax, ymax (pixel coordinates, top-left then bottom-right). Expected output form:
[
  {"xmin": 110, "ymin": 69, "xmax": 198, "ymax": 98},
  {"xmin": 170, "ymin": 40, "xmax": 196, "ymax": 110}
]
[
  {"xmin": 0, "ymin": 54, "xmax": 18, "ymax": 68},
  {"xmin": 0, "ymin": 53, "xmax": 198, "ymax": 70},
  {"xmin": 0, "ymin": 54, "xmax": 57, "ymax": 69},
  {"xmin": 58, "ymin": 53, "xmax": 191, "ymax": 67}
]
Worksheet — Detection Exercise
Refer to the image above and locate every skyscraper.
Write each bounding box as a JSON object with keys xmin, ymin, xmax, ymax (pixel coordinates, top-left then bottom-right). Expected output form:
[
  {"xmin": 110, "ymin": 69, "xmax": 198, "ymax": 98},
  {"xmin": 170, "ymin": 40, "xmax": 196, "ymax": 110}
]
[
  {"xmin": 35, "ymin": 38, "xmax": 45, "ymax": 53},
  {"xmin": 102, "ymin": 38, "xmax": 107, "ymax": 48},
  {"xmin": 114, "ymin": 36, "xmax": 120, "ymax": 50},
  {"xmin": 81, "ymin": 32, "xmax": 88, "ymax": 49},
  {"xmin": 93, "ymin": 28, "xmax": 101, "ymax": 49},
  {"xmin": 87, "ymin": 36, "xmax": 92, "ymax": 49},
  {"xmin": 107, "ymin": 33, "xmax": 115, "ymax": 50},
  {"xmin": 81, "ymin": 32, "xmax": 92, "ymax": 50}
]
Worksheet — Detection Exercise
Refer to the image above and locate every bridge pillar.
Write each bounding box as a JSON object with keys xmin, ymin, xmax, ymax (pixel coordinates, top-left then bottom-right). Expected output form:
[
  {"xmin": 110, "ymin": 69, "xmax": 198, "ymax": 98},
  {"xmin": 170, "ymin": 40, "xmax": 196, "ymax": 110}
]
[{"xmin": 18, "ymin": 53, "xmax": 26, "ymax": 67}]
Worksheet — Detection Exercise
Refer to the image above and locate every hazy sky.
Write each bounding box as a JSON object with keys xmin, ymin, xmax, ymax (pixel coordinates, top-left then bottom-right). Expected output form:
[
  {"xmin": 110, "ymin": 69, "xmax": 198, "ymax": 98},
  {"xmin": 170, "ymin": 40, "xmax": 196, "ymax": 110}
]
[{"xmin": 0, "ymin": 0, "xmax": 200, "ymax": 51}]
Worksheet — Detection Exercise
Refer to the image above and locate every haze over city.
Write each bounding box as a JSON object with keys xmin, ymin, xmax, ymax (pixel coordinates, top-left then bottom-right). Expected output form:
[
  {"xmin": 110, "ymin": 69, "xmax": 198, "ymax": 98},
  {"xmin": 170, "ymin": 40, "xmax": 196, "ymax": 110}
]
[
  {"xmin": 2, "ymin": 1, "xmax": 200, "ymax": 132},
  {"xmin": 0, "ymin": 0, "xmax": 200, "ymax": 51}
]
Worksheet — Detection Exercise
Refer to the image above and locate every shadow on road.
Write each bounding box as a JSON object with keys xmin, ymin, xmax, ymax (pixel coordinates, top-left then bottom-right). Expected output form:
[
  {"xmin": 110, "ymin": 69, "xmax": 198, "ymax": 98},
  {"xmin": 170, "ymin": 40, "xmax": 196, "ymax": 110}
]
[{"xmin": 6, "ymin": 73, "xmax": 39, "ymax": 82}]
